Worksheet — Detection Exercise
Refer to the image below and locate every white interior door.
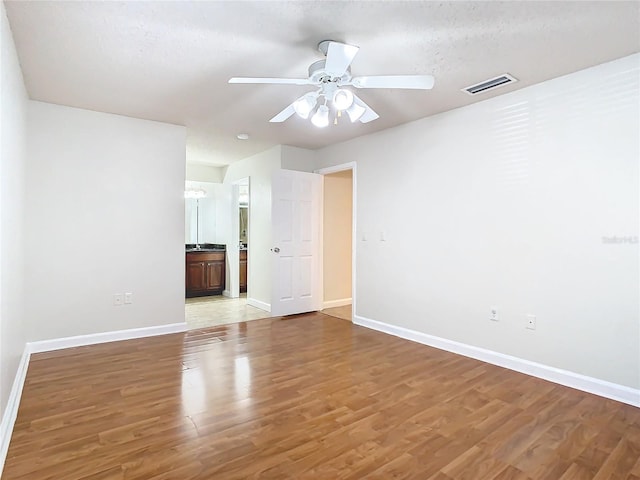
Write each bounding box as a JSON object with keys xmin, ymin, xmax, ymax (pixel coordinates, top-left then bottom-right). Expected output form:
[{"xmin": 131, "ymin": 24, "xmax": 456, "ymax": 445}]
[{"xmin": 271, "ymin": 169, "xmax": 323, "ymax": 316}]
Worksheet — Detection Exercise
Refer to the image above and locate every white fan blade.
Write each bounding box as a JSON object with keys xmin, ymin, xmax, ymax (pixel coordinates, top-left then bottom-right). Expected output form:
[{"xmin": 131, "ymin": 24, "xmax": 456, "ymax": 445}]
[
  {"xmin": 229, "ymin": 77, "xmax": 312, "ymax": 85},
  {"xmin": 350, "ymin": 75, "xmax": 435, "ymax": 90},
  {"xmin": 269, "ymin": 103, "xmax": 296, "ymax": 123},
  {"xmin": 360, "ymin": 108, "xmax": 379, "ymax": 123},
  {"xmin": 324, "ymin": 42, "xmax": 359, "ymax": 78},
  {"xmin": 352, "ymin": 94, "xmax": 379, "ymax": 124}
]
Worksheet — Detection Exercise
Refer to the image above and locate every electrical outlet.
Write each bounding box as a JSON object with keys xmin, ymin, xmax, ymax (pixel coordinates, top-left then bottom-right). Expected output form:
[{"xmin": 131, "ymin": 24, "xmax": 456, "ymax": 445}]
[
  {"xmin": 490, "ymin": 307, "xmax": 498, "ymax": 321},
  {"xmin": 124, "ymin": 293, "xmax": 133, "ymax": 304},
  {"xmin": 113, "ymin": 293, "xmax": 123, "ymax": 306},
  {"xmin": 526, "ymin": 314, "xmax": 536, "ymax": 330}
]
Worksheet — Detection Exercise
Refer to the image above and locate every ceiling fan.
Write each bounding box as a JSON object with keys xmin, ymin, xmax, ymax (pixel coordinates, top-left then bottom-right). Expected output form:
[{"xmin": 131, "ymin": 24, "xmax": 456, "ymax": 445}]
[{"xmin": 228, "ymin": 40, "xmax": 435, "ymax": 128}]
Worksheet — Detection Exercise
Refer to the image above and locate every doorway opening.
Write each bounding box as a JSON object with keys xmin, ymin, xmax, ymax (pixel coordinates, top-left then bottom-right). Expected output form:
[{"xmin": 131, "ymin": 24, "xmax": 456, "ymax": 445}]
[
  {"xmin": 316, "ymin": 162, "xmax": 356, "ymax": 322},
  {"xmin": 184, "ymin": 177, "xmax": 270, "ymax": 330}
]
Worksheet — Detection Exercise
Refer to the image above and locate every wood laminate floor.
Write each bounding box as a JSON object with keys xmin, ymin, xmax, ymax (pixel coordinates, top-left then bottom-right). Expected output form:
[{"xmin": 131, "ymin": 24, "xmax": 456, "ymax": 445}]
[
  {"xmin": 322, "ymin": 304, "xmax": 353, "ymax": 322},
  {"xmin": 4, "ymin": 313, "xmax": 639, "ymax": 479}
]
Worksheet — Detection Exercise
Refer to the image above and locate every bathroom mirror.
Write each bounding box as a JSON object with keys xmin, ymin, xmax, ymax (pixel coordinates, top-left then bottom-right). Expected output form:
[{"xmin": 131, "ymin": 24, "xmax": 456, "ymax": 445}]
[
  {"xmin": 238, "ymin": 184, "xmax": 249, "ymax": 246},
  {"xmin": 239, "ymin": 206, "xmax": 248, "ymax": 244},
  {"xmin": 185, "ymin": 181, "xmax": 216, "ymax": 245}
]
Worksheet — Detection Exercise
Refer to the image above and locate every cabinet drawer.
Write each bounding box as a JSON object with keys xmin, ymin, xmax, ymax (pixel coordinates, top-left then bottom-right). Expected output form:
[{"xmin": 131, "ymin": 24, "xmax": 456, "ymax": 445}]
[{"xmin": 186, "ymin": 251, "xmax": 225, "ymax": 263}]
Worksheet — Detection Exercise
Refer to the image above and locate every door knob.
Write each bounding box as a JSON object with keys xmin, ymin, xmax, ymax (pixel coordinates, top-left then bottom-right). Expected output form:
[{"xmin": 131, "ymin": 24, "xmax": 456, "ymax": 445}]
[{"xmin": 271, "ymin": 247, "xmax": 280, "ymax": 253}]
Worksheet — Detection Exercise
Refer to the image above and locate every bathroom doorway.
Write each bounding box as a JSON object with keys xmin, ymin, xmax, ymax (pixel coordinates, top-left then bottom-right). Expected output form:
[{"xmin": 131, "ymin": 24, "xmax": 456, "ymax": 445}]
[{"xmin": 184, "ymin": 177, "xmax": 270, "ymax": 330}]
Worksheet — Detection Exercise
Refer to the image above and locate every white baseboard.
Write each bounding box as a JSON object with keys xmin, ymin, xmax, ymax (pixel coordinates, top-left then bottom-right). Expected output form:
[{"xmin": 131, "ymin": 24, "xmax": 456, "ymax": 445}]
[
  {"xmin": 28, "ymin": 322, "xmax": 188, "ymax": 354},
  {"xmin": 323, "ymin": 298, "xmax": 352, "ymax": 309},
  {"xmin": 0, "ymin": 346, "xmax": 31, "ymax": 476},
  {"xmin": 353, "ymin": 315, "xmax": 640, "ymax": 408},
  {"xmin": 222, "ymin": 290, "xmax": 232, "ymax": 298},
  {"xmin": 247, "ymin": 298, "xmax": 270, "ymax": 312}
]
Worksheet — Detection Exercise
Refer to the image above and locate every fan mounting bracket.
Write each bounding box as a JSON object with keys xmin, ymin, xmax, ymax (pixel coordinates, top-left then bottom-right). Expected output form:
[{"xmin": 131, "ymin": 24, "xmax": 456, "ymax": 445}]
[{"xmin": 317, "ymin": 40, "xmax": 333, "ymax": 56}]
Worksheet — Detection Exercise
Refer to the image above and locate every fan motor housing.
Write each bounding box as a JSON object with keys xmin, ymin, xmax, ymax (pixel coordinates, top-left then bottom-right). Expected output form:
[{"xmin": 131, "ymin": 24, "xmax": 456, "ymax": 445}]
[{"xmin": 308, "ymin": 59, "xmax": 351, "ymax": 84}]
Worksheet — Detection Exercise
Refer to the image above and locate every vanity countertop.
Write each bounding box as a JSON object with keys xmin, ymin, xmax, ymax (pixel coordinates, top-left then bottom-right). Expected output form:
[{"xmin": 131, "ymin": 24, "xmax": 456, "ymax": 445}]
[
  {"xmin": 186, "ymin": 248, "xmax": 225, "ymax": 253},
  {"xmin": 186, "ymin": 243, "xmax": 226, "ymax": 253}
]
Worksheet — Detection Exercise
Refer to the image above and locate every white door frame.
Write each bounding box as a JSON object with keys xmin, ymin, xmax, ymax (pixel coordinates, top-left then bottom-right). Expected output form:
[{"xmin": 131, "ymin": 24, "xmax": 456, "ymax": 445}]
[
  {"xmin": 314, "ymin": 161, "xmax": 357, "ymax": 318},
  {"xmin": 228, "ymin": 177, "xmax": 249, "ymax": 299}
]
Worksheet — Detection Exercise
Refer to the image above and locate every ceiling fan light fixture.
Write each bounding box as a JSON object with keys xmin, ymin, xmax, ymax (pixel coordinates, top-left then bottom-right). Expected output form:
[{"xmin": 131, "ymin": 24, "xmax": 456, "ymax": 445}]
[
  {"xmin": 293, "ymin": 92, "xmax": 318, "ymax": 119},
  {"xmin": 232, "ymin": 40, "xmax": 431, "ymax": 127},
  {"xmin": 332, "ymin": 88, "xmax": 354, "ymax": 110},
  {"xmin": 311, "ymin": 104, "xmax": 329, "ymax": 128},
  {"xmin": 346, "ymin": 101, "xmax": 366, "ymax": 122}
]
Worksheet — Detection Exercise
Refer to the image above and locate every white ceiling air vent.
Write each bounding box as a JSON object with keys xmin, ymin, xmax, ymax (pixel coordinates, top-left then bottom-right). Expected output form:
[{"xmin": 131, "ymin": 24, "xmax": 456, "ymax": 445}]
[{"xmin": 462, "ymin": 74, "xmax": 518, "ymax": 95}]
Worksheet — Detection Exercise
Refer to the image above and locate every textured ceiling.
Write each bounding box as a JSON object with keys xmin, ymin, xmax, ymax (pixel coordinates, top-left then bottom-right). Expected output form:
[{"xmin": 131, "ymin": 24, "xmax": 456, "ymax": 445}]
[{"xmin": 5, "ymin": 1, "xmax": 640, "ymax": 166}]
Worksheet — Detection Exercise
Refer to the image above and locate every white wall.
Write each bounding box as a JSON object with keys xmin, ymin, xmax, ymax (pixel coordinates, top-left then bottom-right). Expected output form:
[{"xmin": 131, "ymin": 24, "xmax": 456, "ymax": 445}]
[
  {"xmin": 224, "ymin": 146, "xmax": 282, "ymax": 309},
  {"xmin": 323, "ymin": 170, "xmax": 353, "ymax": 304},
  {"xmin": 185, "ymin": 163, "xmax": 224, "ymax": 183},
  {"xmin": 316, "ymin": 54, "xmax": 640, "ymax": 389},
  {"xmin": 0, "ymin": 1, "xmax": 27, "ymax": 415},
  {"xmin": 25, "ymin": 102, "xmax": 186, "ymax": 341},
  {"xmin": 281, "ymin": 145, "xmax": 317, "ymax": 172}
]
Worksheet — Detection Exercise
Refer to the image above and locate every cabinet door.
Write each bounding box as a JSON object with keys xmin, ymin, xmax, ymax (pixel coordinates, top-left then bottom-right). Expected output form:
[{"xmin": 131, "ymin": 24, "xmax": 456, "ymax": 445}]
[
  {"xmin": 206, "ymin": 260, "xmax": 225, "ymax": 292},
  {"xmin": 186, "ymin": 261, "xmax": 206, "ymax": 291}
]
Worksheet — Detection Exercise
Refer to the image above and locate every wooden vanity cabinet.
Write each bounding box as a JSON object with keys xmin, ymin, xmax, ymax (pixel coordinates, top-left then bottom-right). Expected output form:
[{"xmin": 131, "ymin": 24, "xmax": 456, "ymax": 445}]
[
  {"xmin": 239, "ymin": 250, "xmax": 247, "ymax": 293},
  {"xmin": 186, "ymin": 251, "xmax": 225, "ymax": 297}
]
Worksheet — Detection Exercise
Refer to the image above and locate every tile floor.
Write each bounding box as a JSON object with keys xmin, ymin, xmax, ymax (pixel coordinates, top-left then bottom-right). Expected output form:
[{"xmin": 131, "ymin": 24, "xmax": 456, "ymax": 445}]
[
  {"xmin": 185, "ymin": 294, "xmax": 353, "ymax": 329},
  {"xmin": 185, "ymin": 294, "xmax": 271, "ymax": 330}
]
